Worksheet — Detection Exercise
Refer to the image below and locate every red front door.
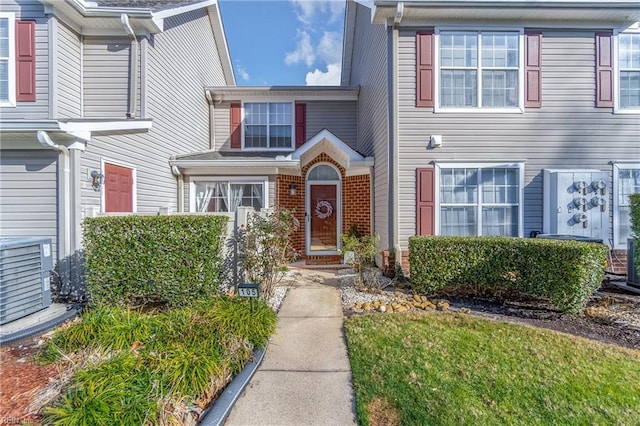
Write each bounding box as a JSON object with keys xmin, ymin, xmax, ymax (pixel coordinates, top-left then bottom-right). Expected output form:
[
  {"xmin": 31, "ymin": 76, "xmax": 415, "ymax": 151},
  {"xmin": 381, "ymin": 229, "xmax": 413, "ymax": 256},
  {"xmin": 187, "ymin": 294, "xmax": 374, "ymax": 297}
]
[
  {"xmin": 105, "ymin": 163, "xmax": 133, "ymax": 212},
  {"xmin": 309, "ymin": 184, "xmax": 338, "ymax": 252}
]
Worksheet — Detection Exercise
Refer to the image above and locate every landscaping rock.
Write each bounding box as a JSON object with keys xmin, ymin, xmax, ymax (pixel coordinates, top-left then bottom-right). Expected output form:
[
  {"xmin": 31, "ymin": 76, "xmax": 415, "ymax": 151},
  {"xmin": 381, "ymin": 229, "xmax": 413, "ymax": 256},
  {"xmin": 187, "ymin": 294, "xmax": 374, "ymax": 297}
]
[{"xmin": 436, "ymin": 301, "xmax": 450, "ymax": 311}]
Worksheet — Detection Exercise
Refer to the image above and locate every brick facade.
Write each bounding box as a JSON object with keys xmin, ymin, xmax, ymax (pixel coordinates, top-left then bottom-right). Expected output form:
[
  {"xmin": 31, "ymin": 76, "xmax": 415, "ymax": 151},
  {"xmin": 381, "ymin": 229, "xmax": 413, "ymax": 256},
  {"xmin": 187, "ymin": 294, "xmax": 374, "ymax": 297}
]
[{"xmin": 275, "ymin": 152, "xmax": 371, "ymax": 264}]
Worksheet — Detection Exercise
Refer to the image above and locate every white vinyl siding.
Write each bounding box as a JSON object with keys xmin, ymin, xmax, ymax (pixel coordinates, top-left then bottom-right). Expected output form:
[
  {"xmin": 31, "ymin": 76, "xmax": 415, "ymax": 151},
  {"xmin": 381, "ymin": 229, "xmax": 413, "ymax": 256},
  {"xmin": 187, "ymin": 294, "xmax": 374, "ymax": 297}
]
[
  {"xmin": 0, "ymin": 13, "xmax": 15, "ymax": 107},
  {"xmin": 243, "ymin": 102, "xmax": 293, "ymax": 149},
  {"xmin": 613, "ymin": 163, "xmax": 640, "ymax": 248},
  {"xmin": 191, "ymin": 178, "xmax": 266, "ymax": 213},
  {"xmin": 437, "ymin": 163, "xmax": 523, "ymax": 237}
]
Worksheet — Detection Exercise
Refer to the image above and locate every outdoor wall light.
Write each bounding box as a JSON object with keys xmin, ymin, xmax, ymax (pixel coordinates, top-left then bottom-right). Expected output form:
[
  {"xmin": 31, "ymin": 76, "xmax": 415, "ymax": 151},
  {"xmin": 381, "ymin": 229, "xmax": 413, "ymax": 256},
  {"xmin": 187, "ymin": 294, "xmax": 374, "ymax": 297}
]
[
  {"xmin": 91, "ymin": 170, "xmax": 104, "ymax": 191},
  {"xmin": 289, "ymin": 183, "xmax": 297, "ymax": 196}
]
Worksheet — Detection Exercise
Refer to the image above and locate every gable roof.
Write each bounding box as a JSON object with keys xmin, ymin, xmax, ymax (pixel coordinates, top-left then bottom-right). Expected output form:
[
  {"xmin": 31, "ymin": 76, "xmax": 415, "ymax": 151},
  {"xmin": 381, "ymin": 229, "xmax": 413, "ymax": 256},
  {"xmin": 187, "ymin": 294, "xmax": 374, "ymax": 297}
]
[{"xmin": 41, "ymin": 0, "xmax": 235, "ymax": 85}]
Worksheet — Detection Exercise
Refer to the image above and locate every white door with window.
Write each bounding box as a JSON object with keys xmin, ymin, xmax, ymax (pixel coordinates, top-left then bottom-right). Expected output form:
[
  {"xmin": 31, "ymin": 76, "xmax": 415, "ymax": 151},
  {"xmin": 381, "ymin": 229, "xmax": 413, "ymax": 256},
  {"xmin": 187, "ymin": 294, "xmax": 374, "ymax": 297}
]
[{"xmin": 306, "ymin": 164, "xmax": 341, "ymax": 255}]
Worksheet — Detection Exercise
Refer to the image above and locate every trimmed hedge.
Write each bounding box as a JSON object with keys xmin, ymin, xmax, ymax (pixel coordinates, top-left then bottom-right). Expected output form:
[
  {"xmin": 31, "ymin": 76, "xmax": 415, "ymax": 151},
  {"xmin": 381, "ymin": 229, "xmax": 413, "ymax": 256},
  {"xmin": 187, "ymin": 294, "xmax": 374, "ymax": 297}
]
[
  {"xmin": 409, "ymin": 236, "xmax": 608, "ymax": 313},
  {"xmin": 83, "ymin": 215, "xmax": 228, "ymax": 308},
  {"xmin": 631, "ymin": 193, "xmax": 640, "ymax": 274}
]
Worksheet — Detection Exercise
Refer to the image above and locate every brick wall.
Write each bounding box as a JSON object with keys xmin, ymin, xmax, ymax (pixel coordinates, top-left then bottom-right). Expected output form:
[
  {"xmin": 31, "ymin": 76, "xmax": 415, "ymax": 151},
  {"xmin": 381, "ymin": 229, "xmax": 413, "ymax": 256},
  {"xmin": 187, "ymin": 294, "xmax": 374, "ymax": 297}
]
[{"xmin": 275, "ymin": 153, "xmax": 372, "ymax": 262}]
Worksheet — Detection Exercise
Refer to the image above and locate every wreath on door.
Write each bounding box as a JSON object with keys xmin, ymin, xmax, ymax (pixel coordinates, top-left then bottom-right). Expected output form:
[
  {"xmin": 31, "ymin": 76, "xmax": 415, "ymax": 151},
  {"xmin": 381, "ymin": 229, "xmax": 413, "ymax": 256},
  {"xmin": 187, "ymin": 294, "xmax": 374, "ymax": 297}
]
[{"xmin": 315, "ymin": 200, "xmax": 333, "ymax": 219}]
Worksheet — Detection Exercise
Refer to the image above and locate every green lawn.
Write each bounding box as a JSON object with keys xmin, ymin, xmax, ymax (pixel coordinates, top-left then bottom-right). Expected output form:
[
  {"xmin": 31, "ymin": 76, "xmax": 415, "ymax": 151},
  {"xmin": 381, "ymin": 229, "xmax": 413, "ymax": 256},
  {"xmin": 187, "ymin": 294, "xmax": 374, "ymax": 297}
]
[{"xmin": 345, "ymin": 312, "xmax": 640, "ymax": 426}]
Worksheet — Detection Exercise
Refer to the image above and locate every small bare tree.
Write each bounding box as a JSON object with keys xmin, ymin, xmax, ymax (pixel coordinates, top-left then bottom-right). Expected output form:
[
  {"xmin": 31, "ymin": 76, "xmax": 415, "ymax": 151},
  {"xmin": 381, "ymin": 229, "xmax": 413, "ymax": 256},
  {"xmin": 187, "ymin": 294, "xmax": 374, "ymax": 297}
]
[{"xmin": 238, "ymin": 208, "xmax": 299, "ymax": 299}]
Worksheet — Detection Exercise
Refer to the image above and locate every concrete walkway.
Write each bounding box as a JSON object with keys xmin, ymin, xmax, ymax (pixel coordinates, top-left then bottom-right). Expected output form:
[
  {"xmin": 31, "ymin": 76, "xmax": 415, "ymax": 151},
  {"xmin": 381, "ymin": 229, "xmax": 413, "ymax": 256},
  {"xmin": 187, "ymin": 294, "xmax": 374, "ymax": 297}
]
[{"xmin": 225, "ymin": 269, "xmax": 357, "ymax": 426}]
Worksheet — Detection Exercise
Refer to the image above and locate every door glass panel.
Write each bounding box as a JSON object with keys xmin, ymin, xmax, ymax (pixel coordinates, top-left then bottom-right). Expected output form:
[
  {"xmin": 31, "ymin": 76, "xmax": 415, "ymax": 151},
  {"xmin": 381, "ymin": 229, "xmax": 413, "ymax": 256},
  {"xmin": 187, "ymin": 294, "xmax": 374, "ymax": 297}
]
[{"xmin": 309, "ymin": 184, "xmax": 337, "ymax": 251}]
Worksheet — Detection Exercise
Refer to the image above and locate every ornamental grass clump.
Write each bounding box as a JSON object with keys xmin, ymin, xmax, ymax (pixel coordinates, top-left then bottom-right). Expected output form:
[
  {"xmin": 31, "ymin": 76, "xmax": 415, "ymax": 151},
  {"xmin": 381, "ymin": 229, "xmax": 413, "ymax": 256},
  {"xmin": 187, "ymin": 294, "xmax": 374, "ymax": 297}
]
[{"xmin": 40, "ymin": 296, "xmax": 276, "ymax": 425}]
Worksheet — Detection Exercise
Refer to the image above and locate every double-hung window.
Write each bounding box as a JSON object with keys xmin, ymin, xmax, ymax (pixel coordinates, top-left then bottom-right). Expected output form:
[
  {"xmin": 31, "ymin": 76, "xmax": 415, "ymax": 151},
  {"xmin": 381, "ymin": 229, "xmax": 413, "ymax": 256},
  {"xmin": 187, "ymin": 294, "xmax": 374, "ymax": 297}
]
[
  {"xmin": 438, "ymin": 30, "xmax": 521, "ymax": 110},
  {"xmin": 0, "ymin": 13, "xmax": 15, "ymax": 107},
  {"xmin": 618, "ymin": 32, "xmax": 640, "ymax": 110},
  {"xmin": 438, "ymin": 164, "xmax": 523, "ymax": 237},
  {"xmin": 613, "ymin": 163, "xmax": 640, "ymax": 248},
  {"xmin": 192, "ymin": 179, "xmax": 266, "ymax": 213},
  {"xmin": 244, "ymin": 102, "xmax": 293, "ymax": 149}
]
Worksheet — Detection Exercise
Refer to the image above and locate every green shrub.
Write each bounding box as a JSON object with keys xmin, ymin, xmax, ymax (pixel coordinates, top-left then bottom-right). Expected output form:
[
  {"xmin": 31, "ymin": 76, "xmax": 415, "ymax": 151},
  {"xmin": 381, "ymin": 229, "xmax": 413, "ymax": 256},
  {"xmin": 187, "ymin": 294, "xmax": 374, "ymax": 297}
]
[
  {"xmin": 630, "ymin": 193, "xmax": 640, "ymax": 274},
  {"xmin": 340, "ymin": 233, "xmax": 380, "ymax": 288},
  {"xmin": 239, "ymin": 207, "xmax": 298, "ymax": 299},
  {"xmin": 83, "ymin": 215, "xmax": 228, "ymax": 308},
  {"xmin": 409, "ymin": 236, "xmax": 608, "ymax": 313}
]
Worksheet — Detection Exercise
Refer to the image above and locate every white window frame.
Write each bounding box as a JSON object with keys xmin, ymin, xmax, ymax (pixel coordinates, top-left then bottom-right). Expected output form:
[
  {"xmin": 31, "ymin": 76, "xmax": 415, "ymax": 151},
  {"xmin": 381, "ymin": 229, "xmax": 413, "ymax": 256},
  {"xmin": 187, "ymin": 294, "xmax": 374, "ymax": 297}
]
[
  {"xmin": 434, "ymin": 162, "xmax": 525, "ymax": 237},
  {"xmin": 613, "ymin": 162, "xmax": 640, "ymax": 248},
  {"xmin": 0, "ymin": 12, "xmax": 16, "ymax": 108},
  {"xmin": 241, "ymin": 100, "xmax": 295, "ymax": 151},
  {"xmin": 100, "ymin": 158, "xmax": 137, "ymax": 213},
  {"xmin": 434, "ymin": 27, "xmax": 525, "ymax": 114},
  {"xmin": 189, "ymin": 176, "xmax": 268, "ymax": 213},
  {"xmin": 305, "ymin": 163, "xmax": 342, "ymax": 256},
  {"xmin": 614, "ymin": 24, "xmax": 640, "ymax": 114}
]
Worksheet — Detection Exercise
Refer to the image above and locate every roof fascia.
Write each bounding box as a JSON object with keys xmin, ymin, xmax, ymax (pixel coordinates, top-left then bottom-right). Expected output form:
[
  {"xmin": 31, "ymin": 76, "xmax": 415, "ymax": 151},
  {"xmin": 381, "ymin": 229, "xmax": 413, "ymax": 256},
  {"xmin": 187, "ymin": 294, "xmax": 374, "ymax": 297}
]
[{"xmin": 206, "ymin": 2, "xmax": 236, "ymax": 85}]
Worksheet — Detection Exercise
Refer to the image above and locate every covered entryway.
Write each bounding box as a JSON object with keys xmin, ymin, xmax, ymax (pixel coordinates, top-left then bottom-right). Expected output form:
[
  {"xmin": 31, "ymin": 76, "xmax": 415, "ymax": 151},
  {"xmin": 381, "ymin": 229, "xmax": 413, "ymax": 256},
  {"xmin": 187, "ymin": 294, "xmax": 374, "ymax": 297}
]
[{"xmin": 306, "ymin": 164, "xmax": 341, "ymax": 255}]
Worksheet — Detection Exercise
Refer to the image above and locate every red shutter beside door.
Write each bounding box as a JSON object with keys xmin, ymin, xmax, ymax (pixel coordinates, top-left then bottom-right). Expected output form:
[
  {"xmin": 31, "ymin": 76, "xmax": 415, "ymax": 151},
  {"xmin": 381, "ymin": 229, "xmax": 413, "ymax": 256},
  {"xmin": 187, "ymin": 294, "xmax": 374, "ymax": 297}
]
[
  {"xmin": 295, "ymin": 102, "xmax": 306, "ymax": 148},
  {"xmin": 596, "ymin": 32, "xmax": 614, "ymax": 108},
  {"xmin": 524, "ymin": 32, "xmax": 542, "ymax": 108},
  {"xmin": 416, "ymin": 168, "xmax": 435, "ymax": 236},
  {"xmin": 416, "ymin": 32, "xmax": 434, "ymax": 108},
  {"xmin": 15, "ymin": 20, "xmax": 36, "ymax": 102},
  {"xmin": 230, "ymin": 103, "xmax": 241, "ymax": 149}
]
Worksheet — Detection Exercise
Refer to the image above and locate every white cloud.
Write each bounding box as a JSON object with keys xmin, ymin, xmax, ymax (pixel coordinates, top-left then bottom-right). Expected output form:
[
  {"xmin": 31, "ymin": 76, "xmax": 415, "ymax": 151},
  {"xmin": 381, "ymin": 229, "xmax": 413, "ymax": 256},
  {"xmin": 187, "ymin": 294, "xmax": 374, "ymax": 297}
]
[
  {"xmin": 291, "ymin": 0, "xmax": 345, "ymax": 25},
  {"xmin": 305, "ymin": 63, "xmax": 341, "ymax": 85},
  {"xmin": 236, "ymin": 62, "xmax": 250, "ymax": 82},
  {"xmin": 317, "ymin": 31, "xmax": 342, "ymax": 64},
  {"xmin": 285, "ymin": 30, "xmax": 315, "ymax": 66}
]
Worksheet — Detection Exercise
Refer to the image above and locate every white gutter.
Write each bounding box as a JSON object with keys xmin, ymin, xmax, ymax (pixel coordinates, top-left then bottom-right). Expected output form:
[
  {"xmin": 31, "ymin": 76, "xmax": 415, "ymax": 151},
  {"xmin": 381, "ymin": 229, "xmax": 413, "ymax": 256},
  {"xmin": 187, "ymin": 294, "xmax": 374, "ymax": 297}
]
[
  {"xmin": 121, "ymin": 14, "xmax": 138, "ymax": 119},
  {"xmin": 169, "ymin": 160, "xmax": 300, "ymax": 168},
  {"xmin": 205, "ymin": 90, "xmax": 216, "ymax": 150},
  {"xmin": 37, "ymin": 131, "xmax": 70, "ymax": 261}
]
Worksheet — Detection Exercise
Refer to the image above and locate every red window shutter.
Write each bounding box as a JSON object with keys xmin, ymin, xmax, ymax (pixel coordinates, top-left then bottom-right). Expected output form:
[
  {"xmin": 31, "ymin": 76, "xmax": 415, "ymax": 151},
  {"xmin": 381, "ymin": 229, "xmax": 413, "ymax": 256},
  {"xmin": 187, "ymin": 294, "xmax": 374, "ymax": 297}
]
[
  {"xmin": 15, "ymin": 20, "xmax": 36, "ymax": 102},
  {"xmin": 295, "ymin": 102, "xmax": 306, "ymax": 148},
  {"xmin": 596, "ymin": 32, "xmax": 613, "ymax": 108},
  {"xmin": 416, "ymin": 168, "xmax": 435, "ymax": 236},
  {"xmin": 524, "ymin": 32, "xmax": 542, "ymax": 108},
  {"xmin": 416, "ymin": 32, "xmax": 434, "ymax": 108},
  {"xmin": 230, "ymin": 103, "xmax": 241, "ymax": 149}
]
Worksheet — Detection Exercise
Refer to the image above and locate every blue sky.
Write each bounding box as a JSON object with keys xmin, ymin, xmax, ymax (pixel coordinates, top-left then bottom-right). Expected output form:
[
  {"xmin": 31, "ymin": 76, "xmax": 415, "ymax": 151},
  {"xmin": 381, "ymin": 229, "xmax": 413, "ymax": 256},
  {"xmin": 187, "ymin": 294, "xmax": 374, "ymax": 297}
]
[{"xmin": 218, "ymin": 0, "xmax": 346, "ymax": 86}]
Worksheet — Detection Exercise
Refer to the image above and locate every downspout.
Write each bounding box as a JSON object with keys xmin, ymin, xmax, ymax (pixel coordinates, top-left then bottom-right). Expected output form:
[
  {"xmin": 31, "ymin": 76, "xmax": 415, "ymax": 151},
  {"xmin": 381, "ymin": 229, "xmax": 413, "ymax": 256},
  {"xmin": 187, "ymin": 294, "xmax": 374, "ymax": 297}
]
[
  {"xmin": 37, "ymin": 131, "xmax": 70, "ymax": 261},
  {"xmin": 171, "ymin": 165, "xmax": 184, "ymax": 213},
  {"xmin": 205, "ymin": 90, "xmax": 215, "ymax": 150},
  {"xmin": 391, "ymin": 3, "xmax": 404, "ymax": 268},
  {"xmin": 121, "ymin": 14, "xmax": 138, "ymax": 118}
]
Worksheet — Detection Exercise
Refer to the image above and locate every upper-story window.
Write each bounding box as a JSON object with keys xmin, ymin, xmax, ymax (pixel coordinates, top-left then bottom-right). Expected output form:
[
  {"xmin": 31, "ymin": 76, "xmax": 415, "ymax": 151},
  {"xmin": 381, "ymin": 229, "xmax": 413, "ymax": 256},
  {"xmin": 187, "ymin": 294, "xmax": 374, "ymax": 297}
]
[
  {"xmin": 244, "ymin": 102, "xmax": 293, "ymax": 149},
  {"xmin": 0, "ymin": 13, "xmax": 15, "ymax": 107},
  {"xmin": 438, "ymin": 31, "xmax": 522, "ymax": 110},
  {"xmin": 618, "ymin": 32, "xmax": 640, "ymax": 110}
]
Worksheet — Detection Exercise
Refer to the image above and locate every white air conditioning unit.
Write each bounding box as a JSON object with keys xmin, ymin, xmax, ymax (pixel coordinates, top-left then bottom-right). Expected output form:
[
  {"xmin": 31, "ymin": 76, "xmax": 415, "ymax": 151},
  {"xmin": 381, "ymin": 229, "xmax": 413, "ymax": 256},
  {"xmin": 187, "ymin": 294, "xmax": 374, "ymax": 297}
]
[
  {"xmin": 0, "ymin": 237, "xmax": 53, "ymax": 325},
  {"xmin": 543, "ymin": 169, "xmax": 609, "ymax": 243}
]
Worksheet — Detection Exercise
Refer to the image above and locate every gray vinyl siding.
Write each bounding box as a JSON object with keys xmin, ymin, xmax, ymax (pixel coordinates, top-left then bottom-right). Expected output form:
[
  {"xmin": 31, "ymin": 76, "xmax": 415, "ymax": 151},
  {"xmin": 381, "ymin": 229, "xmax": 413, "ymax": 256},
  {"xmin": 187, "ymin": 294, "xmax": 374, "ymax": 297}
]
[
  {"xmin": 213, "ymin": 101, "xmax": 358, "ymax": 152},
  {"xmin": 0, "ymin": 0, "xmax": 49, "ymax": 119},
  {"xmin": 57, "ymin": 21, "xmax": 82, "ymax": 118},
  {"xmin": 395, "ymin": 28, "xmax": 640, "ymax": 249},
  {"xmin": 346, "ymin": 2, "xmax": 390, "ymax": 250},
  {"xmin": 306, "ymin": 101, "xmax": 358, "ymax": 149},
  {"xmin": 80, "ymin": 9, "xmax": 226, "ymax": 215},
  {"xmin": 83, "ymin": 36, "xmax": 140, "ymax": 119},
  {"xmin": 0, "ymin": 149, "xmax": 58, "ymax": 258}
]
